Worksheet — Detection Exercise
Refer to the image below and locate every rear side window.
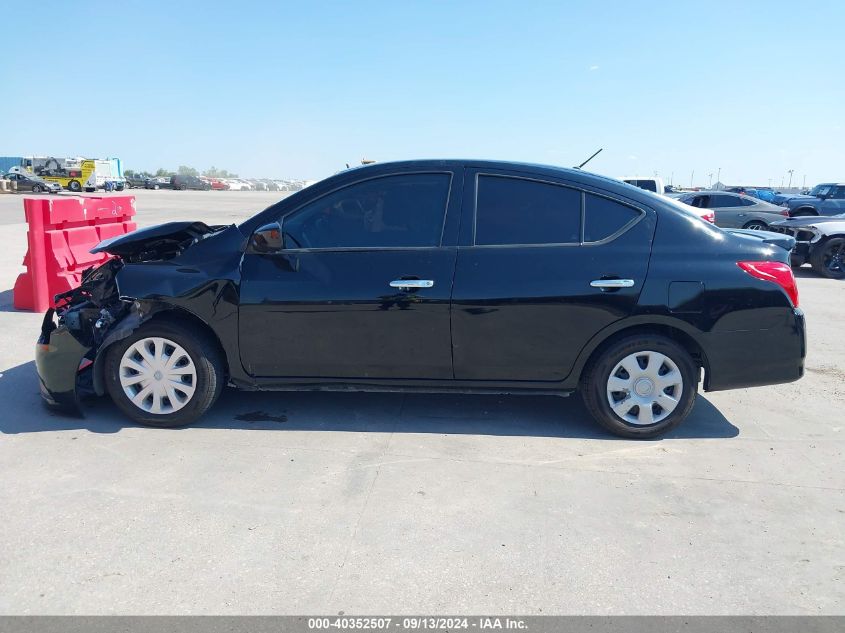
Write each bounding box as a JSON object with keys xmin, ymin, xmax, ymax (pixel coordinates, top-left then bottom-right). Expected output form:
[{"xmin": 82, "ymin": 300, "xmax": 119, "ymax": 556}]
[
  {"xmin": 584, "ymin": 194, "xmax": 641, "ymax": 242},
  {"xmin": 739, "ymin": 197, "xmax": 756, "ymax": 206},
  {"xmin": 709, "ymin": 194, "xmax": 738, "ymax": 207},
  {"xmin": 475, "ymin": 176, "xmax": 580, "ymax": 245}
]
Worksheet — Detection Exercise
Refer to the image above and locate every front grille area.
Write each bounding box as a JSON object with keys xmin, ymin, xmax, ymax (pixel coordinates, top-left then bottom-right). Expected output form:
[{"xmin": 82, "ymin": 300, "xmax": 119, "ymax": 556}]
[{"xmin": 770, "ymin": 226, "xmax": 815, "ymax": 242}]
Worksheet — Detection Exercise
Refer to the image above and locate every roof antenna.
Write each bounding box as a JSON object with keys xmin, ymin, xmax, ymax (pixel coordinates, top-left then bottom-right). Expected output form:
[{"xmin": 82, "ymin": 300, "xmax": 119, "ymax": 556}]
[{"xmin": 575, "ymin": 148, "xmax": 603, "ymax": 170}]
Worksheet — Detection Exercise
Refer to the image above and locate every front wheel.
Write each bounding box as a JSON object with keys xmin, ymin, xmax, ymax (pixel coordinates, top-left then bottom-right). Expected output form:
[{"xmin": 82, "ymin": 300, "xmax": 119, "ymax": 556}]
[
  {"xmin": 104, "ymin": 320, "xmax": 224, "ymax": 427},
  {"xmin": 581, "ymin": 335, "xmax": 698, "ymax": 438},
  {"xmin": 810, "ymin": 237, "xmax": 845, "ymax": 279}
]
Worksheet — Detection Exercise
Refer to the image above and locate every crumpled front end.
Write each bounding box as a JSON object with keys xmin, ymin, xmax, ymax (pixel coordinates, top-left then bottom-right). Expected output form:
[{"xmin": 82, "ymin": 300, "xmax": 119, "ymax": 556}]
[{"xmin": 34, "ymin": 221, "xmax": 240, "ymax": 414}]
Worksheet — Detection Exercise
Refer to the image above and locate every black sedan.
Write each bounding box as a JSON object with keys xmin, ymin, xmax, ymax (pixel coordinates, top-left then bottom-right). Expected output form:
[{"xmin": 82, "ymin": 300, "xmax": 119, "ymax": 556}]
[{"xmin": 36, "ymin": 160, "xmax": 806, "ymax": 438}]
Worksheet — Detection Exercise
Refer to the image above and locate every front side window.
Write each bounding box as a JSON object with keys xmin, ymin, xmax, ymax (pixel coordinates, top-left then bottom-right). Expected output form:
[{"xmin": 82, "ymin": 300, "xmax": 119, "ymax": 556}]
[
  {"xmin": 282, "ymin": 173, "xmax": 451, "ymax": 249},
  {"xmin": 475, "ymin": 175, "xmax": 581, "ymax": 245},
  {"xmin": 831, "ymin": 186, "xmax": 845, "ymax": 200}
]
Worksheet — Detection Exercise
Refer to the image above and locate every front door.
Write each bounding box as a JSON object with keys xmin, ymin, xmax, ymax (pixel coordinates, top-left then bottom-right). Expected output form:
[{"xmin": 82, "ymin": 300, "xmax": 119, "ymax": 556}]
[
  {"xmin": 451, "ymin": 169, "xmax": 655, "ymax": 381},
  {"xmin": 238, "ymin": 171, "xmax": 460, "ymax": 379}
]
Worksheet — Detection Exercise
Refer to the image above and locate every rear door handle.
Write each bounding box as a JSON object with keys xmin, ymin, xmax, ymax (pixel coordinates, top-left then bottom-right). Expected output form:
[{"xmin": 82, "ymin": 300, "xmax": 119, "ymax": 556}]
[
  {"xmin": 590, "ymin": 279, "xmax": 635, "ymax": 289},
  {"xmin": 390, "ymin": 279, "xmax": 434, "ymax": 289}
]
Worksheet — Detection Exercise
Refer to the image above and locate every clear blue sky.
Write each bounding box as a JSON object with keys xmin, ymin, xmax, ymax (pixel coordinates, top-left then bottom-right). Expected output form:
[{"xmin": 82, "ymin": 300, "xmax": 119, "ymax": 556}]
[{"xmin": 4, "ymin": 0, "xmax": 843, "ymax": 186}]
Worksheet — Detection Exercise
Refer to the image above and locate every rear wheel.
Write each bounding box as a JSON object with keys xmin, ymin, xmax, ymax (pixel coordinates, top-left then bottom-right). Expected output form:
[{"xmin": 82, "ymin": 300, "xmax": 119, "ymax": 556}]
[
  {"xmin": 810, "ymin": 237, "xmax": 845, "ymax": 279},
  {"xmin": 742, "ymin": 220, "xmax": 768, "ymax": 231},
  {"xmin": 31, "ymin": 184, "xmax": 42, "ymax": 193},
  {"xmin": 581, "ymin": 335, "xmax": 698, "ymax": 439},
  {"xmin": 104, "ymin": 320, "xmax": 225, "ymax": 427},
  {"xmin": 68, "ymin": 180, "xmax": 81, "ymax": 192},
  {"xmin": 180, "ymin": 184, "xmax": 187, "ymax": 190}
]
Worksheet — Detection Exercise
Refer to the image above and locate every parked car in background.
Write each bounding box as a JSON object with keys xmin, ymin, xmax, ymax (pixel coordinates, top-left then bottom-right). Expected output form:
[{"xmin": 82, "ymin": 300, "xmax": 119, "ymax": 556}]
[
  {"xmin": 779, "ymin": 183, "xmax": 845, "ymax": 217},
  {"xmin": 206, "ymin": 178, "xmax": 229, "ymax": 190},
  {"xmin": 677, "ymin": 191, "xmax": 789, "ymax": 230},
  {"xmin": 171, "ymin": 175, "xmax": 211, "ymax": 191},
  {"xmin": 124, "ymin": 174, "xmax": 151, "ymax": 189},
  {"xmin": 224, "ymin": 179, "xmax": 251, "ymax": 191},
  {"xmin": 727, "ymin": 187, "xmax": 778, "ymax": 203},
  {"xmin": 4, "ymin": 172, "xmax": 63, "ymax": 193},
  {"xmin": 770, "ymin": 213, "xmax": 845, "ymax": 278},
  {"xmin": 145, "ymin": 177, "xmax": 173, "ymax": 190},
  {"xmin": 621, "ymin": 176, "xmax": 665, "ymax": 194},
  {"xmin": 248, "ymin": 179, "xmax": 267, "ymax": 191},
  {"xmin": 37, "ymin": 160, "xmax": 805, "ymax": 439}
]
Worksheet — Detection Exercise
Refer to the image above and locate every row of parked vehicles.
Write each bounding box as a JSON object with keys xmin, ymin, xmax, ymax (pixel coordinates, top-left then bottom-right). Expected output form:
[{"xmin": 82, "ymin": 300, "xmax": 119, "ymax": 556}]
[
  {"xmin": 624, "ymin": 177, "xmax": 845, "ymax": 279},
  {"xmin": 124, "ymin": 174, "xmax": 308, "ymax": 192}
]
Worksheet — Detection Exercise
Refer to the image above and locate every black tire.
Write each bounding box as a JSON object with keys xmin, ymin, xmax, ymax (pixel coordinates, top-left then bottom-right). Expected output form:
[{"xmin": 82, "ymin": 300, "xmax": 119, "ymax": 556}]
[
  {"xmin": 180, "ymin": 184, "xmax": 187, "ymax": 190},
  {"xmin": 809, "ymin": 237, "xmax": 845, "ymax": 279},
  {"xmin": 580, "ymin": 334, "xmax": 698, "ymax": 439},
  {"xmin": 31, "ymin": 184, "xmax": 42, "ymax": 193},
  {"xmin": 104, "ymin": 319, "xmax": 225, "ymax": 428},
  {"xmin": 124, "ymin": 182, "xmax": 132, "ymax": 189},
  {"xmin": 792, "ymin": 208, "xmax": 816, "ymax": 217},
  {"xmin": 68, "ymin": 180, "xmax": 81, "ymax": 192},
  {"xmin": 742, "ymin": 220, "xmax": 768, "ymax": 231}
]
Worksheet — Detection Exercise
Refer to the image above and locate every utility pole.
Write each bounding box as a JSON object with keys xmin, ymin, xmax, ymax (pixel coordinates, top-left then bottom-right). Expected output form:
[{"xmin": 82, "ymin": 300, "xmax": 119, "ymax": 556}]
[
  {"xmin": 787, "ymin": 169, "xmax": 794, "ymax": 189},
  {"xmin": 708, "ymin": 173, "xmax": 714, "ymax": 188},
  {"xmin": 781, "ymin": 176, "xmax": 784, "ymax": 188},
  {"xmin": 670, "ymin": 171, "xmax": 674, "ymax": 186},
  {"xmin": 802, "ymin": 174, "xmax": 806, "ymax": 190},
  {"xmin": 716, "ymin": 167, "xmax": 721, "ymax": 189},
  {"xmin": 690, "ymin": 170, "xmax": 694, "ymax": 188},
  {"xmin": 768, "ymin": 178, "xmax": 772, "ymax": 188}
]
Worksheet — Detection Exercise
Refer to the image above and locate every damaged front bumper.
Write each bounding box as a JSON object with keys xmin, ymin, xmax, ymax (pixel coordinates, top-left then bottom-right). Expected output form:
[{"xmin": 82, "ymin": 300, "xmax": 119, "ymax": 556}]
[{"xmin": 35, "ymin": 309, "xmax": 93, "ymax": 412}]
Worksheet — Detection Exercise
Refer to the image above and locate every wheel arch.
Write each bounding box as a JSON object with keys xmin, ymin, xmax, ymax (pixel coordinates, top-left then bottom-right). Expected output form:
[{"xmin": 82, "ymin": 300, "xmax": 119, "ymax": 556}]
[
  {"xmin": 792, "ymin": 206, "xmax": 818, "ymax": 216},
  {"xmin": 565, "ymin": 318, "xmax": 710, "ymax": 390},
  {"xmin": 92, "ymin": 305, "xmax": 229, "ymax": 396}
]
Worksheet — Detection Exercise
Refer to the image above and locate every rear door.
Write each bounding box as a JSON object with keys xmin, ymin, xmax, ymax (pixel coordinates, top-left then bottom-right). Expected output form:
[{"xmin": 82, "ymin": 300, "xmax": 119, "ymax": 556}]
[{"xmin": 450, "ymin": 169, "xmax": 656, "ymax": 381}]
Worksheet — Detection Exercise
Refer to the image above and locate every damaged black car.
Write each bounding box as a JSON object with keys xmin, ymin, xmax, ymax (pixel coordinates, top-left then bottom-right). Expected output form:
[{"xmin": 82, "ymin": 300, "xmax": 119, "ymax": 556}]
[{"xmin": 36, "ymin": 160, "xmax": 806, "ymax": 439}]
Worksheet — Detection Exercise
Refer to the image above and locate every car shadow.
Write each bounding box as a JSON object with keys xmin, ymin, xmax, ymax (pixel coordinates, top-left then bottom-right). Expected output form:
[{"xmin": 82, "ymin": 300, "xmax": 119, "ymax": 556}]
[{"xmin": 0, "ymin": 359, "xmax": 738, "ymax": 440}]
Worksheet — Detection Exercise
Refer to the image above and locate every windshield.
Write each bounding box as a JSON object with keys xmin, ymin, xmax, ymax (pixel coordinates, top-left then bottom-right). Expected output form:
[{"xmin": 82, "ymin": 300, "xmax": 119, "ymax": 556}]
[{"xmin": 809, "ymin": 184, "xmax": 834, "ymax": 197}]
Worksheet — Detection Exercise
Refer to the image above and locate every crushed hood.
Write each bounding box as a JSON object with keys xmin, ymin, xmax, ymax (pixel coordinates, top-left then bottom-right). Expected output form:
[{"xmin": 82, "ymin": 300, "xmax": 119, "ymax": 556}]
[
  {"xmin": 771, "ymin": 215, "xmax": 845, "ymax": 227},
  {"xmin": 91, "ymin": 221, "xmax": 225, "ymax": 260}
]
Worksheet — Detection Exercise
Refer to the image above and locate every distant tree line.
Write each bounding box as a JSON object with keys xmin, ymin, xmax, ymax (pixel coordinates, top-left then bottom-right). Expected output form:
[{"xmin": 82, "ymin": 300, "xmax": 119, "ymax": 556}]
[{"xmin": 124, "ymin": 166, "xmax": 238, "ymax": 178}]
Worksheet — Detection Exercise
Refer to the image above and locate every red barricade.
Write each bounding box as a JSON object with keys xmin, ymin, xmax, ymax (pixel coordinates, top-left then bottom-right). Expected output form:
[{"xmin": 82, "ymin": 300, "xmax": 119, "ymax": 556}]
[{"xmin": 13, "ymin": 196, "xmax": 137, "ymax": 311}]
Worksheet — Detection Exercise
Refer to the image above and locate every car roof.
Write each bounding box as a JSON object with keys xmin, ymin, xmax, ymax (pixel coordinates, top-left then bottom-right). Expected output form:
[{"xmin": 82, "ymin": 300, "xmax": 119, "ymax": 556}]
[{"xmin": 343, "ymin": 159, "xmax": 641, "ymax": 192}]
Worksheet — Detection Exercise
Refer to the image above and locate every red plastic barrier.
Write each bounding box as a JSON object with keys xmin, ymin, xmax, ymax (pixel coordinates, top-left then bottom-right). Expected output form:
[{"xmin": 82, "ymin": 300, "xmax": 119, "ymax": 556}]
[{"xmin": 13, "ymin": 196, "xmax": 136, "ymax": 311}]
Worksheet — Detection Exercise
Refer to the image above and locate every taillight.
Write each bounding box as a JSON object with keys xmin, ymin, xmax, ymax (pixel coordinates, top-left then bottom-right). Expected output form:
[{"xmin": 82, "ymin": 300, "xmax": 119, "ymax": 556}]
[
  {"xmin": 737, "ymin": 261, "xmax": 799, "ymax": 307},
  {"xmin": 703, "ymin": 211, "xmax": 715, "ymax": 223},
  {"xmin": 779, "ymin": 208, "xmax": 790, "ymax": 216}
]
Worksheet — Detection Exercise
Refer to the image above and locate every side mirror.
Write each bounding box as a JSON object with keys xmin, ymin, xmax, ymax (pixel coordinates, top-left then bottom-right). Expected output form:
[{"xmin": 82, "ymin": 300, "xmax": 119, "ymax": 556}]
[{"xmin": 250, "ymin": 221, "xmax": 283, "ymax": 253}]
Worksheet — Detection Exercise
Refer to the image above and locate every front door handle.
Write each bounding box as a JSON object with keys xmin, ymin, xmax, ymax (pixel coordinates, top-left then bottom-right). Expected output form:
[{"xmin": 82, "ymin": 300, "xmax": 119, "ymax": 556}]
[
  {"xmin": 390, "ymin": 279, "xmax": 434, "ymax": 289},
  {"xmin": 590, "ymin": 279, "xmax": 635, "ymax": 289}
]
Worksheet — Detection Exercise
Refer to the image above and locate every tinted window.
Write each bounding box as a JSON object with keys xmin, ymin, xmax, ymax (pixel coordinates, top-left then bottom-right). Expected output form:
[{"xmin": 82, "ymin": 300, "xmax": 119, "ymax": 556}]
[
  {"xmin": 831, "ymin": 186, "xmax": 845, "ymax": 200},
  {"xmin": 584, "ymin": 194, "xmax": 641, "ymax": 242},
  {"xmin": 739, "ymin": 197, "xmax": 756, "ymax": 206},
  {"xmin": 283, "ymin": 173, "xmax": 450, "ymax": 249},
  {"xmin": 475, "ymin": 176, "xmax": 581, "ymax": 245},
  {"xmin": 709, "ymin": 194, "xmax": 739, "ymax": 208}
]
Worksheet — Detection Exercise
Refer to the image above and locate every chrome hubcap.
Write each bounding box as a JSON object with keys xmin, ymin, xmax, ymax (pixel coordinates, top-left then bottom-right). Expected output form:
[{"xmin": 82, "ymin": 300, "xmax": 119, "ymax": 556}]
[
  {"xmin": 606, "ymin": 351, "xmax": 683, "ymax": 426},
  {"xmin": 119, "ymin": 337, "xmax": 197, "ymax": 414}
]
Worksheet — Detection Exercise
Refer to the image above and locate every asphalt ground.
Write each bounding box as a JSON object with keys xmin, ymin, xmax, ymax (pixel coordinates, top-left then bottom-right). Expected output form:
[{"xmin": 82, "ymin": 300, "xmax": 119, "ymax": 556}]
[{"xmin": 0, "ymin": 190, "xmax": 842, "ymax": 614}]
